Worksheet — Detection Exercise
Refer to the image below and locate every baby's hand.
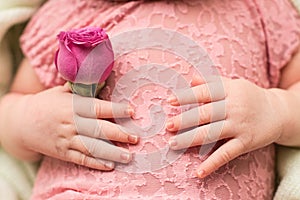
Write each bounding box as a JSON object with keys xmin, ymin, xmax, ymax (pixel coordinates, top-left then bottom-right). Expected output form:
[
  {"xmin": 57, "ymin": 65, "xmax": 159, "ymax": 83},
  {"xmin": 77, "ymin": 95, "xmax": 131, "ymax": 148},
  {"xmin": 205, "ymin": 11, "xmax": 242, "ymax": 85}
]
[
  {"xmin": 166, "ymin": 76, "xmax": 284, "ymax": 178},
  {"xmin": 12, "ymin": 84, "xmax": 138, "ymax": 171}
]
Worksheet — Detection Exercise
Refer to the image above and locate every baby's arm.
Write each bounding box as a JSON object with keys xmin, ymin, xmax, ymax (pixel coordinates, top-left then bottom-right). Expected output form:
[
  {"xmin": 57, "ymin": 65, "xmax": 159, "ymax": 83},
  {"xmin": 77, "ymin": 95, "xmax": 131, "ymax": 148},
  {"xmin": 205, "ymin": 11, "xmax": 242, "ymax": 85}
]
[
  {"xmin": 273, "ymin": 47, "xmax": 300, "ymax": 145},
  {"xmin": 0, "ymin": 59, "xmax": 44, "ymax": 161},
  {"xmin": 166, "ymin": 47, "xmax": 300, "ymax": 178},
  {"xmin": 0, "ymin": 59, "xmax": 139, "ymax": 170}
]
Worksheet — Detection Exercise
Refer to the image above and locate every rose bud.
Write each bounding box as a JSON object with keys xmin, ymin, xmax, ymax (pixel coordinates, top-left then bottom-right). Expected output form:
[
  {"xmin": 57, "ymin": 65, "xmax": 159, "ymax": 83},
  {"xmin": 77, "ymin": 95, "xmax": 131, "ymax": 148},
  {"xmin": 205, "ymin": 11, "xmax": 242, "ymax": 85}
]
[{"xmin": 55, "ymin": 27, "xmax": 114, "ymax": 97}]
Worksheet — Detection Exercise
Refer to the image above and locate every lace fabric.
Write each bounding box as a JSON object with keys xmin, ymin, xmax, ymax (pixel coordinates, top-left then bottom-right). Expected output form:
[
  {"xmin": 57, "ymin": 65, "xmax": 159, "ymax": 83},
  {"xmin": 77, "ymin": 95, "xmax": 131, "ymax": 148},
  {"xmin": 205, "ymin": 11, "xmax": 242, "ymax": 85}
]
[{"xmin": 19, "ymin": 0, "xmax": 300, "ymax": 199}]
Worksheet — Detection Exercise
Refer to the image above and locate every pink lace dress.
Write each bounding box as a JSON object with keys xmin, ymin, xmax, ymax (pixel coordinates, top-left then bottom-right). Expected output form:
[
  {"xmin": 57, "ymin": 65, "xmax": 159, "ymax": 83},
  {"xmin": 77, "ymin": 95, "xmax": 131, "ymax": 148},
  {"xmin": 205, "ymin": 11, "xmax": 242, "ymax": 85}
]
[{"xmin": 21, "ymin": 0, "xmax": 300, "ymax": 199}]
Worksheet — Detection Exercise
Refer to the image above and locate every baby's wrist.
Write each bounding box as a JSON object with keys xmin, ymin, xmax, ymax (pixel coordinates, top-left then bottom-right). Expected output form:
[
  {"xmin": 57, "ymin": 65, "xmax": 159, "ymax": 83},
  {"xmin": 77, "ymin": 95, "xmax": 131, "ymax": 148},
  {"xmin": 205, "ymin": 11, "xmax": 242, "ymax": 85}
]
[
  {"xmin": 267, "ymin": 88, "xmax": 296, "ymax": 145},
  {"xmin": 3, "ymin": 94, "xmax": 42, "ymax": 161}
]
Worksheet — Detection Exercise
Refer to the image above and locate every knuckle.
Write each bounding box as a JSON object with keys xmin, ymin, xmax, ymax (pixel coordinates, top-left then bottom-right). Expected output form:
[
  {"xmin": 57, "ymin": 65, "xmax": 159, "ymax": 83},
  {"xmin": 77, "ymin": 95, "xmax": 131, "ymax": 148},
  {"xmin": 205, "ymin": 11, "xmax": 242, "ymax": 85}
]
[
  {"xmin": 65, "ymin": 150, "xmax": 81, "ymax": 165},
  {"xmin": 213, "ymin": 101, "xmax": 226, "ymax": 120},
  {"xmin": 73, "ymin": 115, "xmax": 82, "ymax": 132},
  {"xmin": 220, "ymin": 149, "xmax": 232, "ymax": 163},
  {"xmin": 85, "ymin": 140, "xmax": 98, "ymax": 156},
  {"xmin": 222, "ymin": 102, "xmax": 229, "ymax": 120},
  {"xmin": 55, "ymin": 138, "xmax": 69, "ymax": 156},
  {"xmin": 198, "ymin": 105, "xmax": 210, "ymax": 124},
  {"xmin": 237, "ymin": 137, "xmax": 249, "ymax": 153},
  {"xmin": 114, "ymin": 128, "xmax": 125, "ymax": 141},
  {"xmin": 79, "ymin": 154, "xmax": 90, "ymax": 166},
  {"xmin": 198, "ymin": 85, "xmax": 211, "ymax": 102},
  {"xmin": 93, "ymin": 101, "xmax": 102, "ymax": 118},
  {"xmin": 68, "ymin": 136, "xmax": 77, "ymax": 149},
  {"xmin": 73, "ymin": 135, "xmax": 93, "ymax": 156},
  {"xmin": 191, "ymin": 127, "xmax": 203, "ymax": 143},
  {"xmin": 206, "ymin": 155, "xmax": 222, "ymax": 172},
  {"xmin": 65, "ymin": 150, "xmax": 75, "ymax": 163},
  {"xmin": 92, "ymin": 121, "xmax": 103, "ymax": 138},
  {"xmin": 65, "ymin": 123, "xmax": 77, "ymax": 137},
  {"xmin": 203, "ymin": 127, "xmax": 215, "ymax": 143}
]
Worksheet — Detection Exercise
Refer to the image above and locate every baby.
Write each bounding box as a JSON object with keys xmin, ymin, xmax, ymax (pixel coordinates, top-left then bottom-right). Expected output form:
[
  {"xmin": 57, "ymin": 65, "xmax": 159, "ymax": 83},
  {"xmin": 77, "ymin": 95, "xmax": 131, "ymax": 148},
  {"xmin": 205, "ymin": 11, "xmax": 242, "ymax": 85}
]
[{"xmin": 2, "ymin": 0, "xmax": 300, "ymax": 199}]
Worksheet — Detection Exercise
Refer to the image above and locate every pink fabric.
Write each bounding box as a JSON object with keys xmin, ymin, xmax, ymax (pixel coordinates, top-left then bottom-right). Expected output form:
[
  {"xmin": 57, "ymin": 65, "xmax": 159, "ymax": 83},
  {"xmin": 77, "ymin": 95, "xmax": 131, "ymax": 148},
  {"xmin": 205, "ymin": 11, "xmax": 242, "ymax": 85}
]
[{"xmin": 20, "ymin": 0, "xmax": 300, "ymax": 199}]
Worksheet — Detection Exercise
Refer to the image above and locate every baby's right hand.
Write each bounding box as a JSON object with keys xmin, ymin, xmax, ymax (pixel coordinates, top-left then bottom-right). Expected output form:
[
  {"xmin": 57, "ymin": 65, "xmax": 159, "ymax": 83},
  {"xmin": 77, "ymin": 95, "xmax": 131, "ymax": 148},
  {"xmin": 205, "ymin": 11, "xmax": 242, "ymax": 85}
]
[{"xmin": 3, "ymin": 84, "xmax": 138, "ymax": 171}]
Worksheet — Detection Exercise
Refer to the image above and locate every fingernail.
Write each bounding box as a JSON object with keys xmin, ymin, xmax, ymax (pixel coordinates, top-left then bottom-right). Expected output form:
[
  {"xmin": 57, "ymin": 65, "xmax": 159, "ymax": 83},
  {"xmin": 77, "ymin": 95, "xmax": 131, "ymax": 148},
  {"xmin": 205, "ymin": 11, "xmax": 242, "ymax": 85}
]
[
  {"xmin": 168, "ymin": 138, "xmax": 177, "ymax": 148},
  {"xmin": 197, "ymin": 169, "xmax": 206, "ymax": 178},
  {"xmin": 166, "ymin": 121, "xmax": 174, "ymax": 129},
  {"xmin": 191, "ymin": 74, "xmax": 204, "ymax": 85},
  {"xmin": 126, "ymin": 107, "xmax": 135, "ymax": 116},
  {"xmin": 104, "ymin": 162, "xmax": 114, "ymax": 169},
  {"xmin": 167, "ymin": 95, "xmax": 178, "ymax": 104},
  {"xmin": 128, "ymin": 135, "xmax": 139, "ymax": 143},
  {"xmin": 121, "ymin": 153, "xmax": 131, "ymax": 162}
]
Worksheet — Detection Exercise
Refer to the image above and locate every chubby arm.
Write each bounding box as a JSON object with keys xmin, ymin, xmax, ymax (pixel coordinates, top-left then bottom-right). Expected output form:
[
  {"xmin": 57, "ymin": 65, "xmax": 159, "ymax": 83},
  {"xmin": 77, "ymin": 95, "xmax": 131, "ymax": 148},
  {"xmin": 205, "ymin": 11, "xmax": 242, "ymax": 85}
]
[
  {"xmin": 10, "ymin": 58, "xmax": 46, "ymax": 93},
  {"xmin": 0, "ymin": 59, "xmax": 45, "ymax": 161},
  {"xmin": 0, "ymin": 59, "xmax": 138, "ymax": 170},
  {"xmin": 166, "ymin": 47, "xmax": 300, "ymax": 178},
  {"xmin": 273, "ymin": 47, "xmax": 300, "ymax": 146}
]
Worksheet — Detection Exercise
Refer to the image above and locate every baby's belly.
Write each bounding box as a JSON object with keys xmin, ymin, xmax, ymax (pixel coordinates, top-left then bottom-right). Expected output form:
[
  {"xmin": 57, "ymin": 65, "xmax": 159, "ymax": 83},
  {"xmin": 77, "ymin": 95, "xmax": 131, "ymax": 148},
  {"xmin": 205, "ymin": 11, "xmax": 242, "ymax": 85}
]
[
  {"xmin": 103, "ymin": 39, "xmax": 222, "ymax": 200},
  {"xmin": 105, "ymin": 51, "xmax": 199, "ymax": 171},
  {"xmin": 94, "ymin": 42, "xmax": 220, "ymax": 197},
  {"xmin": 94, "ymin": 0, "xmax": 273, "ymax": 194}
]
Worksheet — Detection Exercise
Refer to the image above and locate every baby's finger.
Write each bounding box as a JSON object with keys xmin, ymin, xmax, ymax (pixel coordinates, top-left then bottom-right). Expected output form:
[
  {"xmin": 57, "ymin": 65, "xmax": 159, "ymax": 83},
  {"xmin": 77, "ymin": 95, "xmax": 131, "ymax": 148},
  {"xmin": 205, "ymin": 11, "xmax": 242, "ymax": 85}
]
[
  {"xmin": 73, "ymin": 96, "xmax": 133, "ymax": 119},
  {"xmin": 71, "ymin": 135, "xmax": 133, "ymax": 164},
  {"xmin": 190, "ymin": 75, "xmax": 221, "ymax": 87},
  {"xmin": 168, "ymin": 120, "xmax": 228, "ymax": 150},
  {"xmin": 166, "ymin": 100, "xmax": 226, "ymax": 132},
  {"xmin": 62, "ymin": 82, "xmax": 72, "ymax": 92},
  {"xmin": 190, "ymin": 74, "xmax": 206, "ymax": 86},
  {"xmin": 66, "ymin": 149, "xmax": 115, "ymax": 171},
  {"xmin": 74, "ymin": 116, "xmax": 139, "ymax": 144},
  {"xmin": 167, "ymin": 81, "xmax": 226, "ymax": 106},
  {"xmin": 196, "ymin": 138, "xmax": 246, "ymax": 178}
]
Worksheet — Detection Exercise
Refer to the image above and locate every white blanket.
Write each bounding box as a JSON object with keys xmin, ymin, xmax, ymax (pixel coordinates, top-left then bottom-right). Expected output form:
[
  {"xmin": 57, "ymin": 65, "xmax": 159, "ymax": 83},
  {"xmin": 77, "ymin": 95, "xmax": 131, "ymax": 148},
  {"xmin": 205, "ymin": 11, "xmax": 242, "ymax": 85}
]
[
  {"xmin": 0, "ymin": 1, "xmax": 43, "ymax": 199},
  {"xmin": 274, "ymin": 146, "xmax": 300, "ymax": 199},
  {"xmin": 0, "ymin": 0, "xmax": 44, "ymax": 97}
]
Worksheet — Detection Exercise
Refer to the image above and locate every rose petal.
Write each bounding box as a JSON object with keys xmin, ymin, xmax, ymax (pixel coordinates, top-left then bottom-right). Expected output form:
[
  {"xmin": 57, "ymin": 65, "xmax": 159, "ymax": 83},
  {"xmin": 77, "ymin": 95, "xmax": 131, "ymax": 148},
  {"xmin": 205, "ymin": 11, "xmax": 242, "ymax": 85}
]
[
  {"xmin": 54, "ymin": 50, "xmax": 59, "ymax": 70},
  {"xmin": 75, "ymin": 39, "xmax": 114, "ymax": 84},
  {"xmin": 56, "ymin": 41, "xmax": 78, "ymax": 82},
  {"xmin": 69, "ymin": 43, "xmax": 91, "ymax": 69}
]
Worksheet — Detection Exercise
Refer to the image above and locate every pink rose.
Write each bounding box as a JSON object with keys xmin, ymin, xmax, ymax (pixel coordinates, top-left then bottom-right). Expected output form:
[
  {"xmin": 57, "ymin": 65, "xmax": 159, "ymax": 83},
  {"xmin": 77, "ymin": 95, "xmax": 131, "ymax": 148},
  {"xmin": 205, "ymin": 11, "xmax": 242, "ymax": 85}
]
[{"xmin": 55, "ymin": 27, "xmax": 114, "ymax": 84}]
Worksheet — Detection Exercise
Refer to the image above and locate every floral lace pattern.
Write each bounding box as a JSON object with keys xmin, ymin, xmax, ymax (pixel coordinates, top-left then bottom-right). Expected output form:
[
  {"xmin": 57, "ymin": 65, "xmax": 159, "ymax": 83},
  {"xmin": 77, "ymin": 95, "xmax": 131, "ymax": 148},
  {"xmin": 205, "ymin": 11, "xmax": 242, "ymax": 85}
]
[{"xmin": 20, "ymin": 0, "xmax": 300, "ymax": 199}]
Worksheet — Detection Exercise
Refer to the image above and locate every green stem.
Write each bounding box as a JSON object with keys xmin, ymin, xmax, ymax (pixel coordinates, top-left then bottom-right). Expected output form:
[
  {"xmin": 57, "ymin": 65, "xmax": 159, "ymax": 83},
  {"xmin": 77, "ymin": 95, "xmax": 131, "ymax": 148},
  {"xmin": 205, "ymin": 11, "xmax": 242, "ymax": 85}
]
[{"xmin": 68, "ymin": 82, "xmax": 105, "ymax": 97}]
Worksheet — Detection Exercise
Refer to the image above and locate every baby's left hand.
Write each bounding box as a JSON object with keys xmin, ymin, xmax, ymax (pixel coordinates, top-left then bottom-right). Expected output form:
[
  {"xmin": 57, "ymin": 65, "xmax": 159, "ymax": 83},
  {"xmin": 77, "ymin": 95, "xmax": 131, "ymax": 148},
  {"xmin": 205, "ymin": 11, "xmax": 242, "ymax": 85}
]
[{"xmin": 166, "ymin": 76, "xmax": 285, "ymax": 178}]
